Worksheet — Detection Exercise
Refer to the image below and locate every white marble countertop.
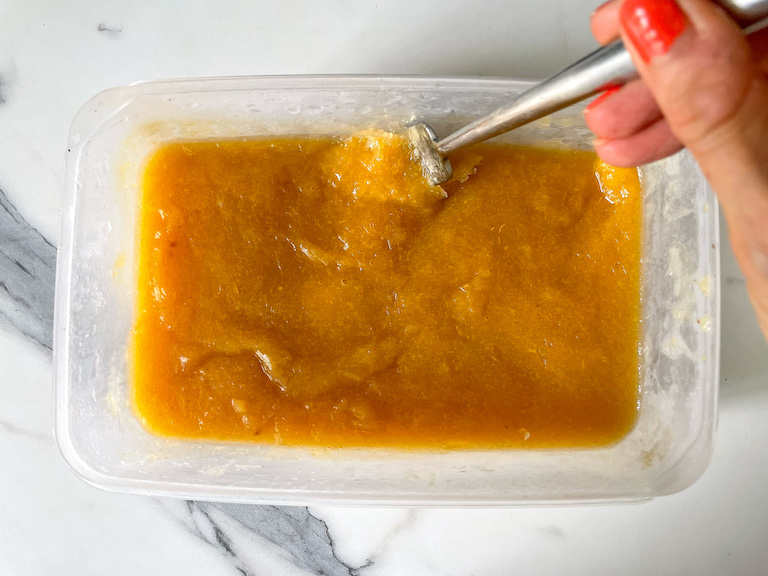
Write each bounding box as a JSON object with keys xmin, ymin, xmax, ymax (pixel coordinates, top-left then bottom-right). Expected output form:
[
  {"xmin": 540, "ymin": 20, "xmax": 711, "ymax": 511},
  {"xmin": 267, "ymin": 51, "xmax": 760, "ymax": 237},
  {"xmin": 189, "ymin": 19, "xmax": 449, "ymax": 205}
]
[{"xmin": 1, "ymin": 1, "xmax": 767, "ymax": 574}]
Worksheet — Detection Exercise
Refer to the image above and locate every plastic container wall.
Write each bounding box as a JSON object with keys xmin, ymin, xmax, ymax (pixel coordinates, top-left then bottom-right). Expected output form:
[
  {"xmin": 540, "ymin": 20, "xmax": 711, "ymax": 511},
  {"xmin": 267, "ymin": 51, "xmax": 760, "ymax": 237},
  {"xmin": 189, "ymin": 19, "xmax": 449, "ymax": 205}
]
[{"xmin": 54, "ymin": 76, "xmax": 719, "ymax": 505}]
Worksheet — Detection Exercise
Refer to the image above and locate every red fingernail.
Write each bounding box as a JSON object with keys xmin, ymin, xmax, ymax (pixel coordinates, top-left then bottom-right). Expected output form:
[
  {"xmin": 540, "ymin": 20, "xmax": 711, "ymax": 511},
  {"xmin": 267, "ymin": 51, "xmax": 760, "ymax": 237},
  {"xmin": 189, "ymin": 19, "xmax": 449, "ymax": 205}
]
[
  {"xmin": 619, "ymin": 0, "xmax": 688, "ymax": 64},
  {"xmin": 586, "ymin": 87, "xmax": 621, "ymax": 111}
]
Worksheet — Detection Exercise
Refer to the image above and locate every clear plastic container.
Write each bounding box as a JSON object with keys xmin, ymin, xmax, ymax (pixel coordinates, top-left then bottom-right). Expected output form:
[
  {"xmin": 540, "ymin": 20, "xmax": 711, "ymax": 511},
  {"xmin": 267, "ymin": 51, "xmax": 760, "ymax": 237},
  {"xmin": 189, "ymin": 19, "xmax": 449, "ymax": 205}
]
[{"xmin": 54, "ymin": 76, "xmax": 720, "ymax": 505}]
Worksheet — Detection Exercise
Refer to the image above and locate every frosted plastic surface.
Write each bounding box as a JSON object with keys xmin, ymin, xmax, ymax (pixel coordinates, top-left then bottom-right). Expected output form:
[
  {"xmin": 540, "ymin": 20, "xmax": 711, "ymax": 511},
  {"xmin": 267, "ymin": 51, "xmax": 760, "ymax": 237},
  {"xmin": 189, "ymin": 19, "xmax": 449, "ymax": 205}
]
[{"xmin": 54, "ymin": 76, "xmax": 719, "ymax": 504}]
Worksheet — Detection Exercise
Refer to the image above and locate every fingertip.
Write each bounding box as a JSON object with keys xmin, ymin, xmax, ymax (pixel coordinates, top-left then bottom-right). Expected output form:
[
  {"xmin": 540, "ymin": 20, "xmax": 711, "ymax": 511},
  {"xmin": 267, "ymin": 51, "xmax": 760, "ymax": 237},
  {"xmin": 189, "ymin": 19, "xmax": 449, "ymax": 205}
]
[
  {"xmin": 584, "ymin": 80, "xmax": 664, "ymax": 140},
  {"xmin": 592, "ymin": 138, "xmax": 632, "ymax": 168},
  {"xmin": 593, "ymin": 119, "xmax": 684, "ymax": 167},
  {"xmin": 585, "ymin": 87, "xmax": 622, "ymax": 112},
  {"xmin": 618, "ymin": 0, "xmax": 688, "ymax": 65},
  {"xmin": 584, "ymin": 109, "xmax": 607, "ymax": 139},
  {"xmin": 591, "ymin": 0, "xmax": 622, "ymax": 45}
]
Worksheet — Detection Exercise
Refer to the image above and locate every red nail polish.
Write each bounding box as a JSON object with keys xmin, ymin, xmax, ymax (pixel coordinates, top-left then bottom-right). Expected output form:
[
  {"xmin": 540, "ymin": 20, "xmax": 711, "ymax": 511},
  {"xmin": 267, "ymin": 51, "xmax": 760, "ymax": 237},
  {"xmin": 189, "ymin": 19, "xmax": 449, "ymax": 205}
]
[
  {"xmin": 586, "ymin": 87, "xmax": 621, "ymax": 111},
  {"xmin": 619, "ymin": 0, "xmax": 688, "ymax": 64}
]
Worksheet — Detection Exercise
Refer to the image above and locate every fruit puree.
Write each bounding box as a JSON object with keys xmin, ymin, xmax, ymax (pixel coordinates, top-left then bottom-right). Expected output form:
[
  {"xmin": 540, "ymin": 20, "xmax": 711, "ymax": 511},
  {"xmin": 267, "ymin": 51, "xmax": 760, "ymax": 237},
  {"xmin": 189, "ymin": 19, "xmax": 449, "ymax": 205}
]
[{"xmin": 132, "ymin": 131, "xmax": 642, "ymax": 448}]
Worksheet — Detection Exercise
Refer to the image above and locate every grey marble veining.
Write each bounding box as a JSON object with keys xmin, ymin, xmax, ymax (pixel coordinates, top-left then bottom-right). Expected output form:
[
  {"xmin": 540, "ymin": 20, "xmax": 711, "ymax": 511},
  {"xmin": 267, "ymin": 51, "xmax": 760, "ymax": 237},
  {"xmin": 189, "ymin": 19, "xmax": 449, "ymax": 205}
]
[
  {"xmin": 0, "ymin": 189, "xmax": 352, "ymax": 574},
  {"xmin": 184, "ymin": 503, "xmax": 363, "ymax": 575},
  {"xmin": 0, "ymin": 418, "xmax": 50, "ymax": 443},
  {"xmin": 0, "ymin": 187, "xmax": 55, "ymax": 349}
]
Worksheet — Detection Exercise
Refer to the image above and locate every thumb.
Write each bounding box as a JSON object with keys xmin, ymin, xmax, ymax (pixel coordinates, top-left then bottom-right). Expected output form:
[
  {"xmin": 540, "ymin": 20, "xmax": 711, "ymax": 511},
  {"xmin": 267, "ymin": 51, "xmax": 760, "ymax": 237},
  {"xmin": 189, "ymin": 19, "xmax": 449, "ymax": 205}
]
[{"xmin": 619, "ymin": 0, "xmax": 768, "ymax": 336}]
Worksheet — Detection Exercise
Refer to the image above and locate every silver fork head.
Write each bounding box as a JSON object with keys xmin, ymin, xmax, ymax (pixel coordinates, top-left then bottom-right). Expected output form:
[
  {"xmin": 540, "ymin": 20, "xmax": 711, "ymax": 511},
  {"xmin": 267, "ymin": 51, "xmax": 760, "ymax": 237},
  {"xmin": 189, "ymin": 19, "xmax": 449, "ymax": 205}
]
[{"xmin": 406, "ymin": 123, "xmax": 452, "ymax": 186}]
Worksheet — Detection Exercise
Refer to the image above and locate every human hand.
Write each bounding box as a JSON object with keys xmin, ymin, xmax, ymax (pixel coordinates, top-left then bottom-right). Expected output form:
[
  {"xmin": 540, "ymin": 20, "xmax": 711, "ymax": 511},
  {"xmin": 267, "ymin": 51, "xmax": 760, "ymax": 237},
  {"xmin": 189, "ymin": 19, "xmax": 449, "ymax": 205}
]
[{"xmin": 585, "ymin": 0, "xmax": 768, "ymax": 341}]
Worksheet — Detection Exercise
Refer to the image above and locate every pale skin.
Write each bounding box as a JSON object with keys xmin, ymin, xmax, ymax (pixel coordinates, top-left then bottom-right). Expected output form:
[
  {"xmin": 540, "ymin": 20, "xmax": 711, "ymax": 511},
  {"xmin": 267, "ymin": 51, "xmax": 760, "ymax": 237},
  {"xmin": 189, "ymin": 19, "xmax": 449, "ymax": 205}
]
[{"xmin": 585, "ymin": 0, "xmax": 768, "ymax": 341}]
